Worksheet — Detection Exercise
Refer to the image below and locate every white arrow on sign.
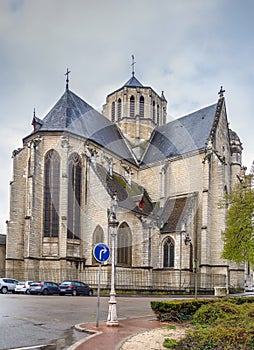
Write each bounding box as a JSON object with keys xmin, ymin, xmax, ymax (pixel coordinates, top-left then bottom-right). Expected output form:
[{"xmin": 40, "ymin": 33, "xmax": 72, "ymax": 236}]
[{"xmin": 99, "ymin": 246, "xmax": 107, "ymax": 261}]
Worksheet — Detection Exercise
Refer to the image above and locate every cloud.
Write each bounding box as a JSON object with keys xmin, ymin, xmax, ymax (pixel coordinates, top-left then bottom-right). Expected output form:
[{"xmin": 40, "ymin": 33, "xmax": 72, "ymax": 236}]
[{"xmin": 0, "ymin": 0, "xmax": 254, "ymax": 233}]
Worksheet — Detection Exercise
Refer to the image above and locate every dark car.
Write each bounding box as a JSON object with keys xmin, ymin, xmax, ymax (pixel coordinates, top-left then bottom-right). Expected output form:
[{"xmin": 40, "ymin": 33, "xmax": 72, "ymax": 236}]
[
  {"xmin": 29, "ymin": 281, "xmax": 60, "ymax": 295},
  {"xmin": 59, "ymin": 281, "xmax": 93, "ymax": 296}
]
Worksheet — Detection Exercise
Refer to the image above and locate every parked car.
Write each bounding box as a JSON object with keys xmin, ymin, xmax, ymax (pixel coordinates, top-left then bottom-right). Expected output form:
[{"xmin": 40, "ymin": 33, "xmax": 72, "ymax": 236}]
[
  {"xmin": 0, "ymin": 278, "xmax": 19, "ymax": 294},
  {"xmin": 15, "ymin": 281, "xmax": 33, "ymax": 294},
  {"xmin": 29, "ymin": 281, "xmax": 60, "ymax": 295},
  {"xmin": 59, "ymin": 281, "xmax": 93, "ymax": 296},
  {"xmin": 245, "ymin": 285, "xmax": 254, "ymax": 292}
]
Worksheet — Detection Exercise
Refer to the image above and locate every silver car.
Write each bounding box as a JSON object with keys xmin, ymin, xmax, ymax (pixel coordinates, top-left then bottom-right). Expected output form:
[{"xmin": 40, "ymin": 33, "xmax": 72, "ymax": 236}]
[{"xmin": 0, "ymin": 278, "xmax": 19, "ymax": 294}]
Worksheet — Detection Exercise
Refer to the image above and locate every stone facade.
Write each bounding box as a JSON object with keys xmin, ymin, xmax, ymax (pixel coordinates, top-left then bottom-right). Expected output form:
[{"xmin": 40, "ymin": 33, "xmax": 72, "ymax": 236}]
[{"xmin": 6, "ymin": 72, "xmax": 246, "ymax": 292}]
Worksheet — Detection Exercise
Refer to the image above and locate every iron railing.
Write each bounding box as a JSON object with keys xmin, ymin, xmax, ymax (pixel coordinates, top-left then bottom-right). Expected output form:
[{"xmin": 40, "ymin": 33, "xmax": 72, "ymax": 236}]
[{"xmin": 3, "ymin": 266, "xmax": 227, "ymax": 292}]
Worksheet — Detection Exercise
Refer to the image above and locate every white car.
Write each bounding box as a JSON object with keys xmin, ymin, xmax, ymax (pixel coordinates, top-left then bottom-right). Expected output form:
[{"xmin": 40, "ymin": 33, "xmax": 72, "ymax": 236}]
[
  {"xmin": 15, "ymin": 281, "xmax": 32, "ymax": 294},
  {"xmin": 245, "ymin": 285, "xmax": 254, "ymax": 292}
]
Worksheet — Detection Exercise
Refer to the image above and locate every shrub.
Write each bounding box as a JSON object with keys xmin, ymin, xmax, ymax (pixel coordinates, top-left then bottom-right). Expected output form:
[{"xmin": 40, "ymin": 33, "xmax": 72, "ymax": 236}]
[
  {"xmin": 151, "ymin": 297, "xmax": 254, "ymax": 349},
  {"xmin": 172, "ymin": 301, "xmax": 254, "ymax": 349},
  {"xmin": 151, "ymin": 296, "xmax": 254, "ymax": 322},
  {"xmin": 175, "ymin": 324, "xmax": 254, "ymax": 349},
  {"xmin": 163, "ymin": 337, "xmax": 178, "ymax": 348},
  {"xmin": 192, "ymin": 301, "xmax": 239, "ymax": 325},
  {"xmin": 151, "ymin": 299, "xmax": 213, "ymax": 322}
]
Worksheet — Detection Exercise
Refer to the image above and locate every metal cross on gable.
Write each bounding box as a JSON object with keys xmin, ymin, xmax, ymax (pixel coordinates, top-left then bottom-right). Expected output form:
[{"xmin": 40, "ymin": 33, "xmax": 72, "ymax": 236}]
[
  {"xmin": 218, "ymin": 86, "xmax": 225, "ymax": 98},
  {"xmin": 65, "ymin": 68, "xmax": 71, "ymax": 90}
]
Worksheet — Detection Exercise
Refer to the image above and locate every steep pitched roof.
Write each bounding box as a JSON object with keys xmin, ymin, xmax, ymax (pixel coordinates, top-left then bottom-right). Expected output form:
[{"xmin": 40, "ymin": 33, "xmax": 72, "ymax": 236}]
[
  {"xmin": 107, "ymin": 74, "xmax": 145, "ymax": 97},
  {"xmin": 92, "ymin": 162, "xmax": 154, "ymax": 216},
  {"xmin": 158, "ymin": 195, "xmax": 196, "ymax": 233},
  {"xmin": 142, "ymin": 103, "xmax": 218, "ymax": 165},
  {"xmin": 123, "ymin": 74, "xmax": 143, "ymax": 87},
  {"xmin": 28, "ymin": 89, "xmax": 136, "ymax": 164}
]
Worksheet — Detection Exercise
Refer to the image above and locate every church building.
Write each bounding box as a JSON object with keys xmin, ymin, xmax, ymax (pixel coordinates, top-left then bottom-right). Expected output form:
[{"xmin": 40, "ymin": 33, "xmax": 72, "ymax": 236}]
[{"xmin": 6, "ymin": 65, "xmax": 245, "ymax": 292}]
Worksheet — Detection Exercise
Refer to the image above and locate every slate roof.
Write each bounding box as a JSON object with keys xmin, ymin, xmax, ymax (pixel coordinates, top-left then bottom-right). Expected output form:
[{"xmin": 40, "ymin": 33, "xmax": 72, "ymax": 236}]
[
  {"xmin": 142, "ymin": 103, "xmax": 218, "ymax": 165},
  {"xmin": 92, "ymin": 162, "xmax": 154, "ymax": 216},
  {"xmin": 123, "ymin": 74, "xmax": 143, "ymax": 88},
  {"xmin": 107, "ymin": 74, "xmax": 146, "ymax": 97},
  {"xmin": 27, "ymin": 89, "xmax": 136, "ymax": 165},
  {"xmin": 159, "ymin": 195, "xmax": 195, "ymax": 233}
]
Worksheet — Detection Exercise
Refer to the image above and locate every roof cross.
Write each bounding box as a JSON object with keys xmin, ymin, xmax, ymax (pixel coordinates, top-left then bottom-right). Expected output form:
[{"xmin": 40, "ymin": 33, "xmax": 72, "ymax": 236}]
[
  {"xmin": 131, "ymin": 55, "xmax": 136, "ymax": 76},
  {"xmin": 65, "ymin": 68, "xmax": 71, "ymax": 90},
  {"xmin": 218, "ymin": 86, "xmax": 225, "ymax": 98}
]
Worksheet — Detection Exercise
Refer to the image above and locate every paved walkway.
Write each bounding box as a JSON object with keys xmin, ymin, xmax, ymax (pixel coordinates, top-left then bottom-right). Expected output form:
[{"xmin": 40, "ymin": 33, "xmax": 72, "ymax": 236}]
[{"xmin": 68, "ymin": 315, "xmax": 166, "ymax": 350}]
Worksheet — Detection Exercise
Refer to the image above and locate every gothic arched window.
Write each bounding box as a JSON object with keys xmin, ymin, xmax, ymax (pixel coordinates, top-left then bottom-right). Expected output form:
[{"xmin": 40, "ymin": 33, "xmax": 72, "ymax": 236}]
[
  {"xmin": 152, "ymin": 101, "xmax": 156, "ymax": 122},
  {"xmin": 43, "ymin": 150, "xmax": 60, "ymax": 238},
  {"xmin": 92, "ymin": 225, "xmax": 104, "ymax": 264},
  {"xmin": 130, "ymin": 95, "xmax": 135, "ymax": 118},
  {"xmin": 139, "ymin": 96, "xmax": 144, "ymax": 117},
  {"xmin": 117, "ymin": 222, "xmax": 132, "ymax": 267},
  {"xmin": 67, "ymin": 153, "xmax": 82, "ymax": 239},
  {"xmin": 111, "ymin": 102, "xmax": 115, "ymax": 122},
  {"xmin": 117, "ymin": 98, "xmax": 122, "ymax": 120},
  {"xmin": 163, "ymin": 237, "xmax": 175, "ymax": 268},
  {"xmin": 157, "ymin": 104, "xmax": 160, "ymax": 124}
]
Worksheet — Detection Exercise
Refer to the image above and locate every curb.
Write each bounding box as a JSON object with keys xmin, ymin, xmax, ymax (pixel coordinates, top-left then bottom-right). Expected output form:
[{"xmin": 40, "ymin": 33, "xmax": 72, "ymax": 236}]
[{"xmin": 67, "ymin": 324, "xmax": 103, "ymax": 350}]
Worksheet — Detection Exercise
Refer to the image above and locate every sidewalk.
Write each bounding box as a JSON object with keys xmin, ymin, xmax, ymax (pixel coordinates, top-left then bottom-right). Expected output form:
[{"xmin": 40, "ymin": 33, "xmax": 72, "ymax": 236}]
[{"xmin": 69, "ymin": 315, "xmax": 166, "ymax": 350}]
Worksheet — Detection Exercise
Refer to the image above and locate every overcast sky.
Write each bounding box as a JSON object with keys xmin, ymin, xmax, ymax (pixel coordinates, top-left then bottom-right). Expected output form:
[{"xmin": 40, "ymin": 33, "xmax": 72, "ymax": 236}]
[{"xmin": 0, "ymin": 0, "xmax": 254, "ymax": 234}]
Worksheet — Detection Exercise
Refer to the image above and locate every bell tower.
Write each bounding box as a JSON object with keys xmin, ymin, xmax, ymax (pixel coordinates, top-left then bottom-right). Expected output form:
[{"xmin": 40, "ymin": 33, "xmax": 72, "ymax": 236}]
[{"xmin": 102, "ymin": 56, "xmax": 167, "ymax": 159}]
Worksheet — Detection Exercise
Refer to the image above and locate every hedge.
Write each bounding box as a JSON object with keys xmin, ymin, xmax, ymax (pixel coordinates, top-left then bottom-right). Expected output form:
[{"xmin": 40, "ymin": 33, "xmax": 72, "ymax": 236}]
[{"xmin": 151, "ymin": 296, "xmax": 254, "ymax": 322}]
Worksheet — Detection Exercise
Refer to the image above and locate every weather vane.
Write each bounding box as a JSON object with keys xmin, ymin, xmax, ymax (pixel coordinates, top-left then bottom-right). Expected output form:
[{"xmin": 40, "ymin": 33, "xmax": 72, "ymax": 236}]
[
  {"xmin": 65, "ymin": 68, "xmax": 71, "ymax": 90},
  {"xmin": 131, "ymin": 55, "xmax": 136, "ymax": 76}
]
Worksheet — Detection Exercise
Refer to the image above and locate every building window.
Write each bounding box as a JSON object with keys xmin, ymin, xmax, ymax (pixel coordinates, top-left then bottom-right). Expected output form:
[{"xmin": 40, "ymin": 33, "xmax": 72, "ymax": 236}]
[
  {"xmin": 67, "ymin": 153, "xmax": 82, "ymax": 239},
  {"xmin": 92, "ymin": 225, "xmax": 104, "ymax": 264},
  {"xmin": 130, "ymin": 95, "xmax": 135, "ymax": 118},
  {"xmin": 117, "ymin": 98, "xmax": 122, "ymax": 120},
  {"xmin": 152, "ymin": 101, "xmax": 155, "ymax": 122},
  {"xmin": 111, "ymin": 102, "xmax": 115, "ymax": 122},
  {"xmin": 157, "ymin": 104, "xmax": 160, "ymax": 124},
  {"xmin": 163, "ymin": 237, "xmax": 174, "ymax": 267},
  {"xmin": 139, "ymin": 96, "xmax": 144, "ymax": 117},
  {"xmin": 43, "ymin": 150, "xmax": 60, "ymax": 238},
  {"xmin": 117, "ymin": 222, "xmax": 132, "ymax": 266},
  {"xmin": 28, "ymin": 157, "xmax": 31, "ymax": 176},
  {"xmin": 163, "ymin": 107, "xmax": 166, "ymax": 124}
]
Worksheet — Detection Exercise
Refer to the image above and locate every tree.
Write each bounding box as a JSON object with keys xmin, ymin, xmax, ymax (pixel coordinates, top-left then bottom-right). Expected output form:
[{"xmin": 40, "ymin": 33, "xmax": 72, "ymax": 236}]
[{"xmin": 220, "ymin": 176, "xmax": 254, "ymax": 264}]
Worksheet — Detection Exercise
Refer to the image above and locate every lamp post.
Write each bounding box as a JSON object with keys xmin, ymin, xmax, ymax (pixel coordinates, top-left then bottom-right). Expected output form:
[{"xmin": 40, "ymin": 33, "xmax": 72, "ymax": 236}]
[
  {"xmin": 179, "ymin": 223, "xmax": 185, "ymax": 289},
  {"xmin": 194, "ymin": 258, "xmax": 198, "ymax": 299},
  {"xmin": 179, "ymin": 223, "xmax": 192, "ymax": 290},
  {"xmin": 107, "ymin": 191, "xmax": 119, "ymax": 327}
]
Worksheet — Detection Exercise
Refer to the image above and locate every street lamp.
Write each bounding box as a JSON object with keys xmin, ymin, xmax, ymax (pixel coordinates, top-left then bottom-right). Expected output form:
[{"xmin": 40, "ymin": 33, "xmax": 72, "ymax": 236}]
[
  {"xmin": 107, "ymin": 191, "xmax": 119, "ymax": 327},
  {"xmin": 179, "ymin": 223, "xmax": 191, "ymax": 290},
  {"xmin": 179, "ymin": 223, "xmax": 185, "ymax": 289}
]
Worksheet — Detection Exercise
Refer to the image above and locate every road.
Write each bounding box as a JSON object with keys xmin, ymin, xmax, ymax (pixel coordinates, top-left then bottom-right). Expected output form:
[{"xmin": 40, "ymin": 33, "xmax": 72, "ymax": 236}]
[{"xmin": 0, "ymin": 293, "xmax": 157, "ymax": 350}]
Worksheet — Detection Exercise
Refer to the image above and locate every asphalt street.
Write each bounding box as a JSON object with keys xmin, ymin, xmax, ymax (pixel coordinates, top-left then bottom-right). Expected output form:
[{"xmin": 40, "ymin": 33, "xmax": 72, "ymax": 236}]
[{"xmin": 0, "ymin": 293, "xmax": 155, "ymax": 350}]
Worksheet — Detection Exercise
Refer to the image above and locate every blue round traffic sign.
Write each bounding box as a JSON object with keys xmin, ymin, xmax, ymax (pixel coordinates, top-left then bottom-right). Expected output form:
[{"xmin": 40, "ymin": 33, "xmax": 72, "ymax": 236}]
[{"xmin": 93, "ymin": 243, "xmax": 110, "ymax": 263}]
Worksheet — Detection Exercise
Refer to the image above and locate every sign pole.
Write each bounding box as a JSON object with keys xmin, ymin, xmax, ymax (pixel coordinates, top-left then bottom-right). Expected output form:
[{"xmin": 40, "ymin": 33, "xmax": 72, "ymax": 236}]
[
  {"xmin": 93, "ymin": 243, "xmax": 110, "ymax": 328},
  {"xmin": 96, "ymin": 263, "xmax": 102, "ymax": 327}
]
